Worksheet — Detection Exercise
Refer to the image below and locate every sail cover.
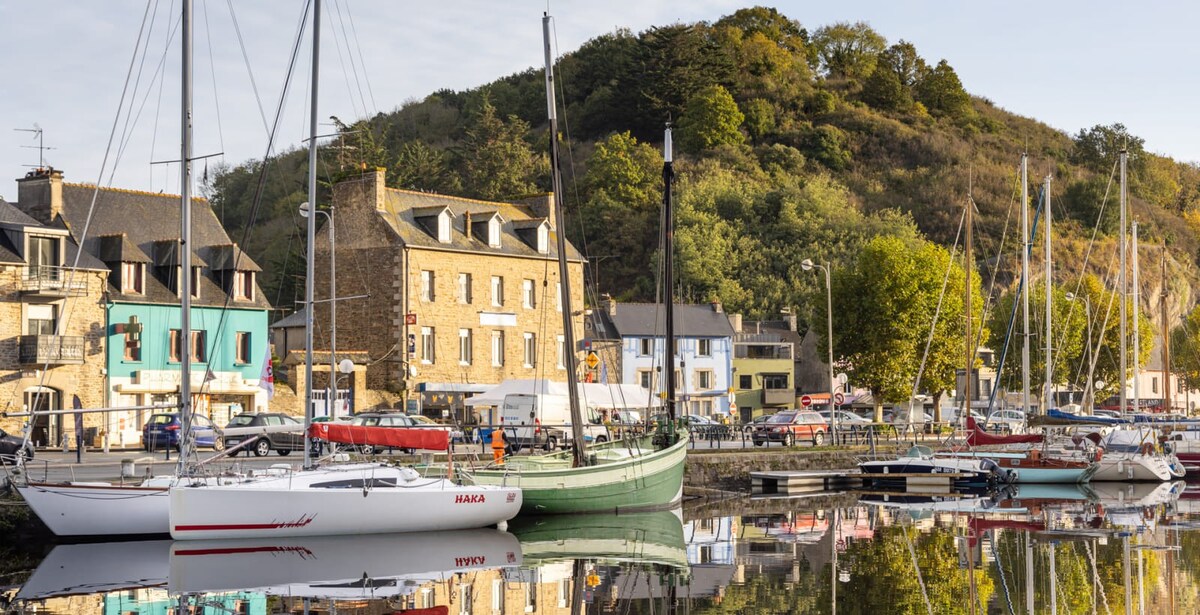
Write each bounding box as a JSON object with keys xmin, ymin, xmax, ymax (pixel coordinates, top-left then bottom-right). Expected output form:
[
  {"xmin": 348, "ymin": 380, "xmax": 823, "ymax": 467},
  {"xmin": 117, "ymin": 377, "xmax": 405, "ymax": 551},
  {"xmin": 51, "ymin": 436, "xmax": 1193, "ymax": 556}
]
[
  {"xmin": 966, "ymin": 417, "xmax": 1043, "ymax": 446},
  {"xmin": 308, "ymin": 423, "xmax": 449, "ymax": 451}
]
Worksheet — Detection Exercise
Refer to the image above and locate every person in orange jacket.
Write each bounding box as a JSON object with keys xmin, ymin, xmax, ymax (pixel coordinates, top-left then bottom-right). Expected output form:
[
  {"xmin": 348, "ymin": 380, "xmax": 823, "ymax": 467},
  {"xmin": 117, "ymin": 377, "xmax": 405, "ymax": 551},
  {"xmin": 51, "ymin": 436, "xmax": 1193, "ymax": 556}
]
[{"xmin": 491, "ymin": 428, "xmax": 506, "ymax": 465}]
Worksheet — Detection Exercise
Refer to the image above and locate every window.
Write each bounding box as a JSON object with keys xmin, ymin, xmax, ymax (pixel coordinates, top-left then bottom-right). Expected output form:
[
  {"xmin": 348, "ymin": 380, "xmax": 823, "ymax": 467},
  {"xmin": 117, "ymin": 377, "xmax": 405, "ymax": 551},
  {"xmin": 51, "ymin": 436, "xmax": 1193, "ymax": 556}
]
[
  {"xmin": 556, "ymin": 334, "xmax": 566, "ymax": 369},
  {"xmin": 420, "ymin": 588, "xmax": 434, "ymax": 608},
  {"xmin": 176, "ymin": 266, "xmax": 201, "ymax": 298},
  {"xmin": 739, "ymin": 374, "xmax": 752, "ymax": 389},
  {"xmin": 492, "ymin": 579, "xmax": 504, "ymax": 611},
  {"xmin": 421, "ymin": 270, "xmax": 436, "ymax": 302},
  {"xmin": 421, "ymin": 327, "xmax": 435, "ymax": 364},
  {"xmin": 459, "ymin": 328, "xmax": 473, "ymax": 365},
  {"xmin": 437, "ymin": 211, "xmax": 451, "ymax": 243},
  {"xmin": 190, "ymin": 330, "xmax": 207, "ymax": 363},
  {"xmin": 1180, "ymin": 379, "xmax": 1186, "ymax": 394},
  {"xmin": 487, "ymin": 217, "xmax": 502, "ymax": 248},
  {"xmin": 124, "ymin": 315, "xmax": 142, "ymax": 361},
  {"xmin": 491, "ymin": 330, "xmax": 504, "ymax": 367},
  {"xmin": 235, "ymin": 332, "xmax": 251, "ymax": 364},
  {"xmin": 458, "ymin": 584, "xmax": 472, "ymax": 615},
  {"xmin": 522, "ymin": 279, "xmax": 536, "ymax": 309},
  {"xmin": 233, "ymin": 270, "xmax": 254, "ymax": 301},
  {"xmin": 697, "ymin": 339, "xmax": 712, "ymax": 357},
  {"xmin": 26, "ymin": 304, "xmax": 56, "ymax": 335},
  {"xmin": 28, "ymin": 235, "xmax": 60, "ymax": 280},
  {"xmin": 638, "ymin": 370, "xmax": 654, "ymax": 390},
  {"xmin": 169, "ymin": 329, "xmax": 181, "ymax": 362},
  {"xmin": 523, "ymin": 332, "xmax": 537, "ymax": 368},
  {"xmin": 1152, "ymin": 377, "xmax": 1159, "ymax": 394},
  {"xmin": 457, "ymin": 272, "xmax": 472, "ymax": 304},
  {"xmin": 638, "ymin": 338, "xmax": 653, "ymax": 356},
  {"xmin": 121, "ymin": 262, "xmax": 144, "ymax": 294},
  {"xmin": 536, "ymin": 224, "xmax": 548, "ymax": 254},
  {"xmin": 696, "ymin": 370, "xmax": 713, "ymax": 390},
  {"xmin": 490, "ymin": 276, "xmax": 504, "ymax": 307},
  {"xmin": 763, "ymin": 374, "xmax": 789, "ymax": 389}
]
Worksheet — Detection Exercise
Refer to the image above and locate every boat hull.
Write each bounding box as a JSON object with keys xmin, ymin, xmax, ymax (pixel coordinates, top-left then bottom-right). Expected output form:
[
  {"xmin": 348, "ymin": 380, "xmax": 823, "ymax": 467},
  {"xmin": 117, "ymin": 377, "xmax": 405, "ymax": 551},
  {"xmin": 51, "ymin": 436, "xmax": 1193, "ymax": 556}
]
[
  {"xmin": 465, "ymin": 434, "xmax": 688, "ymax": 514},
  {"xmin": 17, "ymin": 480, "xmax": 172, "ymax": 537},
  {"xmin": 170, "ymin": 465, "xmax": 522, "ymax": 540},
  {"xmin": 858, "ymin": 457, "xmax": 1004, "ymax": 487},
  {"xmin": 1006, "ymin": 466, "xmax": 1094, "ymax": 484},
  {"xmin": 1090, "ymin": 454, "xmax": 1173, "ymax": 481}
]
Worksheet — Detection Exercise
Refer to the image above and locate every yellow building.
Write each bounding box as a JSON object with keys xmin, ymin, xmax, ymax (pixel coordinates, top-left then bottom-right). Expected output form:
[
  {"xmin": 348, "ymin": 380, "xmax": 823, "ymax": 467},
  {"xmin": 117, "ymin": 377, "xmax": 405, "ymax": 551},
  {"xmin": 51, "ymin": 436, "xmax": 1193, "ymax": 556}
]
[{"xmin": 312, "ymin": 169, "xmax": 585, "ymax": 419}]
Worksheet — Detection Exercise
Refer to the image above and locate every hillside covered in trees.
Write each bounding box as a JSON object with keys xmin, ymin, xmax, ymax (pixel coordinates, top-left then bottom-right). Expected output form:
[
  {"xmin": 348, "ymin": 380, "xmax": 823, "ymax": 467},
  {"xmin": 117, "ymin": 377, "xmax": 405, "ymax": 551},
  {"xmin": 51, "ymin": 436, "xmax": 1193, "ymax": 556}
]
[{"xmin": 205, "ymin": 7, "xmax": 1200, "ymax": 407}]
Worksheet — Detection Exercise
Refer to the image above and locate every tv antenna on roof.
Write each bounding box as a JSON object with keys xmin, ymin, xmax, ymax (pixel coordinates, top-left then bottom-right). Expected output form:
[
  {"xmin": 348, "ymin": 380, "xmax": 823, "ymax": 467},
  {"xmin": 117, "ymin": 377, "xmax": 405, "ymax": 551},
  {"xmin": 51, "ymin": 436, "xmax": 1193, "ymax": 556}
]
[{"xmin": 14, "ymin": 124, "xmax": 55, "ymax": 168}]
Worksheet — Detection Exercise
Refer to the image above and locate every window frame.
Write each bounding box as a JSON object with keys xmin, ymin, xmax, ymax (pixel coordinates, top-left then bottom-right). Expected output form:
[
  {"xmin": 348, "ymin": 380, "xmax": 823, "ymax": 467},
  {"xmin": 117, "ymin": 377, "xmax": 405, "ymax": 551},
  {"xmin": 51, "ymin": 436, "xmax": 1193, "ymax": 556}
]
[
  {"xmin": 459, "ymin": 328, "xmax": 473, "ymax": 366},
  {"xmin": 420, "ymin": 326, "xmax": 436, "ymax": 364},
  {"xmin": 457, "ymin": 272, "xmax": 472, "ymax": 304},
  {"xmin": 490, "ymin": 275, "xmax": 504, "ymax": 307},
  {"xmin": 235, "ymin": 331, "xmax": 251, "ymax": 365},
  {"xmin": 420, "ymin": 270, "xmax": 436, "ymax": 303},
  {"xmin": 523, "ymin": 332, "xmax": 537, "ymax": 368},
  {"xmin": 491, "ymin": 330, "xmax": 505, "ymax": 367},
  {"xmin": 121, "ymin": 261, "xmax": 144, "ymax": 294},
  {"xmin": 522, "ymin": 278, "xmax": 536, "ymax": 309}
]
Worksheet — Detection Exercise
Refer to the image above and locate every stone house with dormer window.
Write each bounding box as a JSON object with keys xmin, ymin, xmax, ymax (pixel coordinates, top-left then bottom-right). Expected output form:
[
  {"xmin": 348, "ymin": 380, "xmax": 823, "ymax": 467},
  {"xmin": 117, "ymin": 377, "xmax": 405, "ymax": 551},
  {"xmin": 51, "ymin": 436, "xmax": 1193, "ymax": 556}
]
[
  {"xmin": 12, "ymin": 168, "xmax": 271, "ymax": 447},
  {"xmin": 307, "ymin": 168, "xmax": 585, "ymax": 420}
]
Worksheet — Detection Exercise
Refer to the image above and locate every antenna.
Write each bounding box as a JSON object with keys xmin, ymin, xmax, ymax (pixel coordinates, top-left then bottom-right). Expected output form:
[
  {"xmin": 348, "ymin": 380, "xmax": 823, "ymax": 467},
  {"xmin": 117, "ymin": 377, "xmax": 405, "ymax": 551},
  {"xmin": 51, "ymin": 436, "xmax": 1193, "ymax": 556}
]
[{"xmin": 14, "ymin": 124, "xmax": 56, "ymax": 168}]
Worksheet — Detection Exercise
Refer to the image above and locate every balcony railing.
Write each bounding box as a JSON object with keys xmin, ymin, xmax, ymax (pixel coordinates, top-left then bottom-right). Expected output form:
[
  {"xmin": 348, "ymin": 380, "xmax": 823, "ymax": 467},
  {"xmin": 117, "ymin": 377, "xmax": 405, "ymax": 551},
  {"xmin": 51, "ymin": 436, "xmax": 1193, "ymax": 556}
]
[
  {"xmin": 20, "ymin": 267, "xmax": 89, "ymax": 297},
  {"xmin": 19, "ymin": 335, "xmax": 85, "ymax": 365},
  {"xmin": 762, "ymin": 388, "xmax": 793, "ymax": 405}
]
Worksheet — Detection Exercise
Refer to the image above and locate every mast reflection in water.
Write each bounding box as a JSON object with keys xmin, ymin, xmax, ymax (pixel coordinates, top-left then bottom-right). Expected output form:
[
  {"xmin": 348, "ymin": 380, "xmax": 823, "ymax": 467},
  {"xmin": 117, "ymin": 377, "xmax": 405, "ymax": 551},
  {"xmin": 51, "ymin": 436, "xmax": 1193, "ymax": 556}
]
[{"xmin": 8, "ymin": 482, "xmax": 1200, "ymax": 614}]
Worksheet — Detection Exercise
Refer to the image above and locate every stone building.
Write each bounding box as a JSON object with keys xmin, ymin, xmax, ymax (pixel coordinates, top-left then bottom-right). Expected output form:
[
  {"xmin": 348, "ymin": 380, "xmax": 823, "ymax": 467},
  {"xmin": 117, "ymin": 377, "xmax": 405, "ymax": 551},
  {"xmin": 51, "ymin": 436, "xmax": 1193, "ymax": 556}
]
[
  {"xmin": 0, "ymin": 197, "xmax": 108, "ymax": 445},
  {"xmin": 311, "ymin": 168, "xmax": 586, "ymax": 419}
]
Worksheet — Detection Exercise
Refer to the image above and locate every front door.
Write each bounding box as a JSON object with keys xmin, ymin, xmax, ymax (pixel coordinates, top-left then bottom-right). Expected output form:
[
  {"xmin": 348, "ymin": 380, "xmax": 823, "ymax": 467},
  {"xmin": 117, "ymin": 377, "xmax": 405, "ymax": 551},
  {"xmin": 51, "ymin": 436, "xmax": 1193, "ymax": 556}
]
[{"xmin": 26, "ymin": 388, "xmax": 61, "ymax": 448}]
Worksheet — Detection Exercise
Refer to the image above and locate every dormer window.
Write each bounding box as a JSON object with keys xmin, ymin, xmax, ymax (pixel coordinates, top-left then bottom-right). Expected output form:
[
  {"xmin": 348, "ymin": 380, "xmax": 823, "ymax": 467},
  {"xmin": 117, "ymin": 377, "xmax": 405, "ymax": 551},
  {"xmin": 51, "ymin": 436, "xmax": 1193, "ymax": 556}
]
[
  {"xmin": 413, "ymin": 205, "xmax": 455, "ymax": 244},
  {"xmin": 121, "ymin": 262, "xmax": 144, "ymax": 294},
  {"xmin": 437, "ymin": 211, "xmax": 451, "ymax": 243},
  {"xmin": 175, "ymin": 265, "xmax": 201, "ymax": 299},
  {"xmin": 488, "ymin": 216, "xmax": 502, "ymax": 248},
  {"xmin": 233, "ymin": 270, "xmax": 254, "ymax": 301},
  {"xmin": 537, "ymin": 225, "xmax": 548, "ymax": 254},
  {"xmin": 512, "ymin": 218, "xmax": 550, "ymax": 254}
]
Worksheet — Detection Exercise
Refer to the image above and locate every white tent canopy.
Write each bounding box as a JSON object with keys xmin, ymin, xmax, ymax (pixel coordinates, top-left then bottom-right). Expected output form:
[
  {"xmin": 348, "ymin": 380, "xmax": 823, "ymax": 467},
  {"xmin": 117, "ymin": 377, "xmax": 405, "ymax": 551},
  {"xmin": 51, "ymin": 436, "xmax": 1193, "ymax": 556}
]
[{"xmin": 464, "ymin": 379, "xmax": 661, "ymax": 410}]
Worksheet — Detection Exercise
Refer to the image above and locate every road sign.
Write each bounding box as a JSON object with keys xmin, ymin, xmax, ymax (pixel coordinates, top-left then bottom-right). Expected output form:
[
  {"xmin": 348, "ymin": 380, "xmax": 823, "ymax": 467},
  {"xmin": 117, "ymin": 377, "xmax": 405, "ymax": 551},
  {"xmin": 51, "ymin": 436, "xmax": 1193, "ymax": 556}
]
[
  {"xmin": 585, "ymin": 351, "xmax": 600, "ymax": 369},
  {"xmin": 834, "ymin": 392, "xmax": 845, "ymax": 405},
  {"xmin": 800, "ymin": 394, "xmax": 813, "ymax": 407},
  {"xmin": 405, "ymin": 313, "xmax": 417, "ymax": 325}
]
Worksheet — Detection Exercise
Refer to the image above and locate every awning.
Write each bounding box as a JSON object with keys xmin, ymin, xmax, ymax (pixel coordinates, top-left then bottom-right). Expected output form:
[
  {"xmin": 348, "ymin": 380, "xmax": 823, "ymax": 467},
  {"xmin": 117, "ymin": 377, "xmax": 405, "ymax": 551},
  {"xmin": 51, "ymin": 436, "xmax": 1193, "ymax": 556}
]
[
  {"xmin": 417, "ymin": 382, "xmax": 493, "ymax": 393},
  {"xmin": 464, "ymin": 379, "xmax": 661, "ymax": 409}
]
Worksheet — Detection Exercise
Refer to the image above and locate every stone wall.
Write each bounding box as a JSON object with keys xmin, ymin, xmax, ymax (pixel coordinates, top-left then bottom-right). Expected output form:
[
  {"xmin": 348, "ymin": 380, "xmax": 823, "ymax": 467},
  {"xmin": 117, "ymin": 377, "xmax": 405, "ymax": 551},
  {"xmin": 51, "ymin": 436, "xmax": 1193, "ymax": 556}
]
[{"xmin": 684, "ymin": 449, "xmax": 861, "ymax": 491}]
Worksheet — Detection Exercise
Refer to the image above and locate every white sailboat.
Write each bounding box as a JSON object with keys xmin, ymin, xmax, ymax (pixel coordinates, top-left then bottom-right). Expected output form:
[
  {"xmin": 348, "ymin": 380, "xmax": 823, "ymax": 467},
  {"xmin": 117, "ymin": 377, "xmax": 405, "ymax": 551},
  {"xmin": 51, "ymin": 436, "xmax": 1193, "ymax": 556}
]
[{"xmin": 168, "ymin": 0, "xmax": 520, "ymax": 540}]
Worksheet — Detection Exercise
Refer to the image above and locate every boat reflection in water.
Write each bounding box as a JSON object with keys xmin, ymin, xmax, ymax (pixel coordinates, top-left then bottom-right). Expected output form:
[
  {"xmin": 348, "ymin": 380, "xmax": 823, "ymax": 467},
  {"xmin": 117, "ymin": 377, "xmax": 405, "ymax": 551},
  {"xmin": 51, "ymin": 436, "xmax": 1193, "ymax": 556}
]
[{"xmin": 15, "ymin": 483, "xmax": 1200, "ymax": 614}]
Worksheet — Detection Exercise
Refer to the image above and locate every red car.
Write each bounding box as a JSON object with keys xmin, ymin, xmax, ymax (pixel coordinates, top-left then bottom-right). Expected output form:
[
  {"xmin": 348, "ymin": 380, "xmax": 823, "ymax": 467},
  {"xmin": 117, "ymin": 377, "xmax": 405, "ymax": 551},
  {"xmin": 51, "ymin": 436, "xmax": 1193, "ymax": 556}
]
[{"xmin": 752, "ymin": 410, "xmax": 828, "ymax": 447}]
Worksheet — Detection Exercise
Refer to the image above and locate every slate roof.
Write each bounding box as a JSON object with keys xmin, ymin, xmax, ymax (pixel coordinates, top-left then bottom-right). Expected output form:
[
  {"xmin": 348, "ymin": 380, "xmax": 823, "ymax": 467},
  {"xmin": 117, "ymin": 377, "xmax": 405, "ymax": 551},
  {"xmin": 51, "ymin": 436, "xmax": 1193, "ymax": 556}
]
[
  {"xmin": 0, "ymin": 198, "xmax": 106, "ymax": 269},
  {"xmin": 594, "ymin": 303, "xmax": 736, "ymax": 339},
  {"xmin": 375, "ymin": 189, "xmax": 584, "ymax": 262},
  {"xmin": 57, "ymin": 183, "xmax": 269, "ymax": 308},
  {"xmin": 270, "ymin": 306, "xmax": 307, "ymax": 329}
]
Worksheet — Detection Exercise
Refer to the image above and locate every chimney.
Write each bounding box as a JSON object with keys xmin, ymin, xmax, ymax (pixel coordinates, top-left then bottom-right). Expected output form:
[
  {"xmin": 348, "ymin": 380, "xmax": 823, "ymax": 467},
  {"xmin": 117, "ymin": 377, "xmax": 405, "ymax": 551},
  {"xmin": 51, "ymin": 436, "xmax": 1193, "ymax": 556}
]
[
  {"xmin": 729, "ymin": 313, "xmax": 743, "ymax": 333},
  {"xmin": 464, "ymin": 211, "xmax": 473, "ymax": 240},
  {"xmin": 16, "ymin": 167, "xmax": 64, "ymax": 225},
  {"xmin": 710, "ymin": 301, "xmax": 723, "ymax": 314},
  {"xmin": 603, "ymin": 293, "xmax": 617, "ymax": 317},
  {"xmin": 514, "ymin": 193, "xmax": 555, "ymax": 231},
  {"xmin": 332, "ymin": 166, "xmax": 386, "ymax": 214},
  {"xmin": 782, "ymin": 307, "xmax": 798, "ymax": 332}
]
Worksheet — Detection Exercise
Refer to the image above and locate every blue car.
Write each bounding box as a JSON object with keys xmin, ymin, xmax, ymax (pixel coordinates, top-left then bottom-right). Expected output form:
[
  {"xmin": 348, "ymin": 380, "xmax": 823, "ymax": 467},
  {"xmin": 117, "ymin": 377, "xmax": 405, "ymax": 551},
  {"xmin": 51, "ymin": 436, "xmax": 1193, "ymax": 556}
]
[{"xmin": 142, "ymin": 413, "xmax": 222, "ymax": 451}]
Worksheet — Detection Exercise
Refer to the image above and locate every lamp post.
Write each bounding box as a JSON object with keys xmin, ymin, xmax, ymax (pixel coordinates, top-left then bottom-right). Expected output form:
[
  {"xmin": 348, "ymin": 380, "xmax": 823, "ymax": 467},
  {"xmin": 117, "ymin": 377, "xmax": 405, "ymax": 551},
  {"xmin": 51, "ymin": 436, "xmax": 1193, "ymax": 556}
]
[
  {"xmin": 801, "ymin": 258, "xmax": 836, "ymax": 444},
  {"xmin": 1066, "ymin": 292, "xmax": 1096, "ymax": 412},
  {"xmin": 300, "ymin": 201, "xmax": 338, "ymax": 418}
]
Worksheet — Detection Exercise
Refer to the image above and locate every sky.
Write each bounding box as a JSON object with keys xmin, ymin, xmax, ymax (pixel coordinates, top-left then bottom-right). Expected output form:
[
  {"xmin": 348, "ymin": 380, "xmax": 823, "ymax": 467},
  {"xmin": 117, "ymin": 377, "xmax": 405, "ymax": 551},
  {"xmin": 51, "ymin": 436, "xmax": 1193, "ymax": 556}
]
[{"xmin": 1, "ymin": 0, "xmax": 1197, "ymax": 198}]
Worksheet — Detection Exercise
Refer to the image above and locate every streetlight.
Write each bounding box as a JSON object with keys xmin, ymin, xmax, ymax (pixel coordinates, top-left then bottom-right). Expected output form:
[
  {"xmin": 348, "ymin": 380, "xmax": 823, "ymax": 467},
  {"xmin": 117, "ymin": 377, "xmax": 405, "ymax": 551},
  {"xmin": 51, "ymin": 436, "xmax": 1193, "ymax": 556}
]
[
  {"xmin": 1065, "ymin": 292, "xmax": 1095, "ymax": 412},
  {"xmin": 801, "ymin": 258, "xmax": 836, "ymax": 444},
  {"xmin": 300, "ymin": 201, "xmax": 339, "ymax": 418}
]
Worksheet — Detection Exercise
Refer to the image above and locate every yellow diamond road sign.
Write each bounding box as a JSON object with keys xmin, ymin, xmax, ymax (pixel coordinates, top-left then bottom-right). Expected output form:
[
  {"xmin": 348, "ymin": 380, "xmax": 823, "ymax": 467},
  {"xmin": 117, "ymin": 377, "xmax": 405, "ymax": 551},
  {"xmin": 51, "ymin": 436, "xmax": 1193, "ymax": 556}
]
[{"xmin": 585, "ymin": 351, "xmax": 600, "ymax": 369}]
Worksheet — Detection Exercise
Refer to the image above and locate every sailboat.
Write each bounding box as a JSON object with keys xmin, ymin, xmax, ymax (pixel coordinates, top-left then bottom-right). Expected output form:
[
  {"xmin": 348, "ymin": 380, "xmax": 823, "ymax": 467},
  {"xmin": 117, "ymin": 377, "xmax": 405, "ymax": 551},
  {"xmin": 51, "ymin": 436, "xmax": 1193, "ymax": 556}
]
[
  {"xmin": 167, "ymin": 0, "xmax": 520, "ymax": 540},
  {"xmin": 457, "ymin": 13, "xmax": 688, "ymax": 514}
]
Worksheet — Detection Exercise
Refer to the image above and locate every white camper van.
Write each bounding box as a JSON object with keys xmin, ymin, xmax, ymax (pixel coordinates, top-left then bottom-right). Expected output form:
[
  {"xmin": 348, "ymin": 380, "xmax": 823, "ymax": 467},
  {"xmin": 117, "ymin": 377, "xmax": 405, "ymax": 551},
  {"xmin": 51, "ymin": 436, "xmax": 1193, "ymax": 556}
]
[{"xmin": 500, "ymin": 393, "xmax": 609, "ymax": 451}]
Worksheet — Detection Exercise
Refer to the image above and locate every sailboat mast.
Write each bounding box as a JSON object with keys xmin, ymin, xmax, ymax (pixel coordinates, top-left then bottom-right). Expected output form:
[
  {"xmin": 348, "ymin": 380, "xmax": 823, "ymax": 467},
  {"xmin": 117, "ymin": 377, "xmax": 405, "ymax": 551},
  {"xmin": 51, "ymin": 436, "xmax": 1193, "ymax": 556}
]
[
  {"xmin": 1132, "ymin": 221, "xmax": 1140, "ymax": 412},
  {"xmin": 964, "ymin": 194, "xmax": 973, "ymax": 426},
  {"xmin": 303, "ymin": 0, "xmax": 321, "ymax": 470},
  {"xmin": 177, "ymin": 0, "xmax": 194, "ymax": 473},
  {"xmin": 1044, "ymin": 175, "xmax": 1053, "ymax": 410},
  {"xmin": 542, "ymin": 14, "xmax": 587, "ymax": 467},
  {"xmin": 1120, "ymin": 149, "xmax": 1128, "ymax": 413},
  {"xmin": 1163, "ymin": 248, "xmax": 1171, "ymax": 412},
  {"xmin": 663, "ymin": 126, "xmax": 677, "ymax": 424},
  {"xmin": 1021, "ymin": 154, "xmax": 1030, "ymax": 416}
]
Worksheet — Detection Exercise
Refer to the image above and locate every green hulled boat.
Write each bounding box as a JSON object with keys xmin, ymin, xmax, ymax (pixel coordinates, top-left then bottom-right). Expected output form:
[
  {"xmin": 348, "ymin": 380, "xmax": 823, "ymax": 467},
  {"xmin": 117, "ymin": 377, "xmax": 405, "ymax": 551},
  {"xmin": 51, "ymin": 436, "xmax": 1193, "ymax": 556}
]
[
  {"xmin": 462, "ymin": 433, "xmax": 688, "ymax": 514},
  {"xmin": 508, "ymin": 508, "xmax": 688, "ymax": 568}
]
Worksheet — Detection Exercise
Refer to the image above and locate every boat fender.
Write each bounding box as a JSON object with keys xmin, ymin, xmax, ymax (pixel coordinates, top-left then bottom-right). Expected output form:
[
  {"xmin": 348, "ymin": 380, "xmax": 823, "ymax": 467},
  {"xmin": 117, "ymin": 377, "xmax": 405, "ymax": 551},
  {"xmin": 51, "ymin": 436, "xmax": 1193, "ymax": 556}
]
[{"xmin": 1140, "ymin": 442, "xmax": 1154, "ymax": 456}]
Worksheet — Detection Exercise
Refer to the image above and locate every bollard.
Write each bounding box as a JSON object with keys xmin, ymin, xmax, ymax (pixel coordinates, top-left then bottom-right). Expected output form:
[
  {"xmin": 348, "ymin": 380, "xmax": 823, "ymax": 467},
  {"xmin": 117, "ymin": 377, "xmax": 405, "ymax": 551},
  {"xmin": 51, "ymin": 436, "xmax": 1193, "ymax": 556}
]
[{"xmin": 121, "ymin": 459, "xmax": 136, "ymax": 478}]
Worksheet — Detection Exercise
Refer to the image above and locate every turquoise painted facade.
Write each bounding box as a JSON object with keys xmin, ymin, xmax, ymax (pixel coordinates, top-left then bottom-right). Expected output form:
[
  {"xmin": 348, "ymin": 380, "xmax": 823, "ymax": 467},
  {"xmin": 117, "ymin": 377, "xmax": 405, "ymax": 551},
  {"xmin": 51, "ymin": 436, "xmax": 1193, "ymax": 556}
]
[
  {"xmin": 106, "ymin": 302, "xmax": 268, "ymax": 381},
  {"xmin": 104, "ymin": 590, "xmax": 266, "ymax": 615}
]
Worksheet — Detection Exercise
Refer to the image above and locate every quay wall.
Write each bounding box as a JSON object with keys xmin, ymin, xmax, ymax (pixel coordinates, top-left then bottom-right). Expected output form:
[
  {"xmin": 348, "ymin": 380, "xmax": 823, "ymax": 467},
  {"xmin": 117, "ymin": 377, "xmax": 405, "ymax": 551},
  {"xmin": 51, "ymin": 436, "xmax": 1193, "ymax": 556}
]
[{"xmin": 684, "ymin": 448, "xmax": 861, "ymax": 491}]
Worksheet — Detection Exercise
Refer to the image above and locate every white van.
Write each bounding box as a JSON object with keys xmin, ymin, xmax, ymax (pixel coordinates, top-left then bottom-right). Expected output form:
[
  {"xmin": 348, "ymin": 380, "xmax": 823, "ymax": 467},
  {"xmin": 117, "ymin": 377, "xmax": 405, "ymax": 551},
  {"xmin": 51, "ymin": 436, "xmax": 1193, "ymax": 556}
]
[{"xmin": 500, "ymin": 393, "xmax": 610, "ymax": 451}]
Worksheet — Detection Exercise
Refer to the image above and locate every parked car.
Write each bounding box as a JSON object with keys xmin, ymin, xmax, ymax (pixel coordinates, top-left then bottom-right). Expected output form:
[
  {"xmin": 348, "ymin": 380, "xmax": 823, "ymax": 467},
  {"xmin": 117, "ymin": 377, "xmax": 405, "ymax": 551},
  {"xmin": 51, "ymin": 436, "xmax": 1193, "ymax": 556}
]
[
  {"xmin": 652, "ymin": 413, "xmax": 731, "ymax": 439},
  {"xmin": 0, "ymin": 427, "xmax": 33, "ymax": 463},
  {"xmin": 984, "ymin": 409, "xmax": 1027, "ymax": 433},
  {"xmin": 142, "ymin": 413, "xmax": 222, "ymax": 451},
  {"xmin": 349, "ymin": 412, "xmax": 417, "ymax": 455},
  {"xmin": 742, "ymin": 414, "xmax": 775, "ymax": 435},
  {"xmin": 408, "ymin": 414, "xmax": 465, "ymax": 442},
  {"xmin": 818, "ymin": 410, "xmax": 871, "ymax": 426},
  {"xmin": 752, "ymin": 410, "xmax": 828, "ymax": 447},
  {"xmin": 223, "ymin": 412, "xmax": 305, "ymax": 457}
]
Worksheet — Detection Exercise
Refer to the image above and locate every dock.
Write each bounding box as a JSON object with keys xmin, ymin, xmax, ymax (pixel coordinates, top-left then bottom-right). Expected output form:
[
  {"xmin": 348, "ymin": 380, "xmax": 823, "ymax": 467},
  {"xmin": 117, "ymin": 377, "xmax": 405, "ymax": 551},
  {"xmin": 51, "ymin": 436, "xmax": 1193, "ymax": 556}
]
[{"xmin": 750, "ymin": 469, "xmax": 977, "ymax": 496}]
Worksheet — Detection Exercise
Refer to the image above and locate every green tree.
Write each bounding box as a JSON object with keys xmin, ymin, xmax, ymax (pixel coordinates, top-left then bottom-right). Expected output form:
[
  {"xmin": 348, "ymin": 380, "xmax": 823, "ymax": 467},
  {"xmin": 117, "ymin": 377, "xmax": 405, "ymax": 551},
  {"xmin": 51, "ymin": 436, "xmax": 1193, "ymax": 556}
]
[
  {"xmin": 879, "ymin": 40, "xmax": 927, "ymax": 88},
  {"xmin": 678, "ymin": 85, "xmax": 746, "ymax": 152},
  {"xmin": 802, "ymin": 125, "xmax": 852, "ymax": 170},
  {"xmin": 810, "ymin": 21, "xmax": 887, "ymax": 80},
  {"xmin": 454, "ymin": 95, "xmax": 538, "ymax": 200},
  {"xmin": 1065, "ymin": 274, "xmax": 1154, "ymax": 405},
  {"xmin": 1171, "ymin": 304, "xmax": 1200, "ymax": 392},
  {"xmin": 713, "ymin": 6, "xmax": 809, "ymax": 55},
  {"xmin": 389, "ymin": 140, "xmax": 459, "ymax": 193},
  {"xmin": 1070, "ymin": 123, "xmax": 1146, "ymax": 175},
  {"xmin": 915, "ymin": 241, "xmax": 986, "ymax": 419},
  {"xmin": 1061, "ymin": 176, "xmax": 1119, "ymax": 234},
  {"xmin": 861, "ymin": 65, "xmax": 911, "ymax": 112},
  {"xmin": 741, "ymin": 98, "xmax": 776, "ymax": 143},
  {"xmin": 914, "ymin": 59, "xmax": 972, "ymax": 118}
]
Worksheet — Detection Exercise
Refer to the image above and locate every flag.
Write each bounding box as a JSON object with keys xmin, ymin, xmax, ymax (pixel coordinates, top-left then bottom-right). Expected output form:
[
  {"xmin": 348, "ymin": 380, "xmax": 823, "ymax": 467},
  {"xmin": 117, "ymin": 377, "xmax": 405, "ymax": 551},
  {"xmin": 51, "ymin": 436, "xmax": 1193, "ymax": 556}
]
[
  {"xmin": 600, "ymin": 361, "xmax": 608, "ymax": 385},
  {"xmin": 259, "ymin": 350, "xmax": 275, "ymax": 399}
]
